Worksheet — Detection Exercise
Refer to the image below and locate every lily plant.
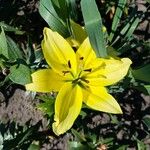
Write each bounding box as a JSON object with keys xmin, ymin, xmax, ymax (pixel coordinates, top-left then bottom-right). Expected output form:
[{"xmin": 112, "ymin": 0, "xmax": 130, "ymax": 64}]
[{"xmin": 26, "ymin": 27, "xmax": 132, "ymax": 135}]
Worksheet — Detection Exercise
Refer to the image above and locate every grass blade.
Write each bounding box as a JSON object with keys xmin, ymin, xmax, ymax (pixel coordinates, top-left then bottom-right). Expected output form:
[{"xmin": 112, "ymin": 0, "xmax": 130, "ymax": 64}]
[
  {"xmin": 81, "ymin": 0, "xmax": 107, "ymax": 58},
  {"xmin": 39, "ymin": 0, "xmax": 70, "ymax": 37},
  {"xmin": 109, "ymin": 0, "xmax": 127, "ymax": 42},
  {"xmin": 51, "ymin": 0, "xmax": 69, "ymax": 23}
]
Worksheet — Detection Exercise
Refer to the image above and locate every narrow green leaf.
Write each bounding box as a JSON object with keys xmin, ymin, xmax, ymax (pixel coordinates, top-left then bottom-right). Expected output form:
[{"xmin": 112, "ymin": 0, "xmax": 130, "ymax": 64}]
[
  {"xmin": 39, "ymin": 0, "xmax": 70, "ymax": 37},
  {"xmin": 81, "ymin": 0, "xmax": 107, "ymax": 58},
  {"xmin": 9, "ymin": 63, "xmax": 31, "ymax": 85},
  {"xmin": 124, "ymin": 18, "xmax": 139, "ymax": 39},
  {"xmin": 0, "ymin": 22, "xmax": 24, "ymax": 35},
  {"xmin": 112, "ymin": 16, "xmax": 140, "ymax": 46},
  {"xmin": 67, "ymin": 0, "xmax": 78, "ymax": 21},
  {"xmin": 109, "ymin": 0, "xmax": 127, "ymax": 41},
  {"xmin": 51, "ymin": 0, "xmax": 69, "ymax": 22},
  {"xmin": 117, "ymin": 40, "xmax": 136, "ymax": 53},
  {"xmin": 0, "ymin": 27, "xmax": 8, "ymax": 58},
  {"xmin": 132, "ymin": 64, "xmax": 150, "ymax": 83}
]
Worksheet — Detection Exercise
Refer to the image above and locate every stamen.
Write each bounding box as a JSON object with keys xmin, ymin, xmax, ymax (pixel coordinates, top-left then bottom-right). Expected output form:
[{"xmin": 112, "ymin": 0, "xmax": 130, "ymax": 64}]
[
  {"xmin": 84, "ymin": 68, "xmax": 92, "ymax": 72},
  {"xmin": 68, "ymin": 60, "xmax": 71, "ymax": 68},
  {"xmin": 72, "ymin": 78, "xmax": 80, "ymax": 84},
  {"xmin": 62, "ymin": 70, "xmax": 69, "ymax": 76},
  {"xmin": 78, "ymin": 82, "xmax": 89, "ymax": 89},
  {"xmin": 80, "ymin": 57, "xmax": 84, "ymax": 60},
  {"xmin": 82, "ymin": 78, "xmax": 90, "ymax": 83}
]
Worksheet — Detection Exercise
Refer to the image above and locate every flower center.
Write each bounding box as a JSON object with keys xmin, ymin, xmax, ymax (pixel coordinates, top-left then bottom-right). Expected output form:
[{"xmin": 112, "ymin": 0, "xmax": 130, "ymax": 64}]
[
  {"xmin": 62, "ymin": 59, "xmax": 92, "ymax": 87},
  {"xmin": 72, "ymin": 66, "xmax": 92, "ymax": 86},
  {"xmin": 72, "ymin": 76, "xmax": 89, "ymax": 84}
]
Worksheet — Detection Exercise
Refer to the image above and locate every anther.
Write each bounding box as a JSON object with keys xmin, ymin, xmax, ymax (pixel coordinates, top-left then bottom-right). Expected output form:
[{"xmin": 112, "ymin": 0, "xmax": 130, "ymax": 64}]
[
  {"xmin": 84, "ymin": 68, "xmax": 92, "ymax": 72},
  {"xmin": 62, "ymin": 70, "xmax": 69, "ymax": 76},
  {"xmin": 82, "ymin": 78, "xmax": 90, "ymax": 83},
  {"xmin": 68, "ymin": 60, "xmax": 71, "ymax": 68},
  {"xmin": 80, "ymin": 57, "xmax": 84, "ymax": 60}
]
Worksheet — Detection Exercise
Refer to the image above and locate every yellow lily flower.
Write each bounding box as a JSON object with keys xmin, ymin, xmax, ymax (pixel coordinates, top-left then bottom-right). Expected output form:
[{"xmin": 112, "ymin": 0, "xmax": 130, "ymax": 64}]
[{"xmin": 26, "ymin": 27, "xmax": 132, "ymax": 135}]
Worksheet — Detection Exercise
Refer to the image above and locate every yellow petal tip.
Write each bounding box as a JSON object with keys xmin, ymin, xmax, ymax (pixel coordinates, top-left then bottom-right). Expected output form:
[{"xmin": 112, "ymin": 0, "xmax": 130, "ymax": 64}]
[{"xmin": 116, "ymin": 107, "xmax": 123, "ymax": 114}]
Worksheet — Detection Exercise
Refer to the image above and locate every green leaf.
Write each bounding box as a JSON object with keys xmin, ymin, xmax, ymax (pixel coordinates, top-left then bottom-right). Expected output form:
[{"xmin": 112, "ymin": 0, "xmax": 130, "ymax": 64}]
[
  {"xmin": 51, "ymin": 0, "xmax": 69, "ymax": 22},
  {"xmin": 6, "ymin": 36, "xmax": 23, "ymax": 61},
  {"xmin": 109, "ymin": 0, "xmax": 127, "ymax": 41},
  {"xmin": 3, "ymin": 123, "xmax": 40, "ymax": 149},
  {"xmin": 145, "ymin": 0, "xmax": 150, "ymax": 3},
  {"xmin": 67, "ymin": 0, "xmax": 78, "ymax": 21},
  {"xmin": 136, "ymin": 139, "xmax": 147, "ymax": 150},
  {"xmin": 116, "ymin": 145, "xmax": 128, "ymax": 150},
  {"xmin": 0, "ymin": 133, "xmax": 3, "ymax": 149},
  {"xmin": 80, "ymin": 110, "xmax": 87, "ymax": 119},
  {"xmin": 39, "ymin": 0, "xmax": 70, "ymax": 37},
  {"xmin": 110, "ymin": 114, "xmax": 119, "ymax": 124},
  {"xmin": 0, "ymin": 27, "xmax": 8, "ymax": 58},
  {"xmin": 142, "ymin": 116, "xmax": 150, "ymax": 130},
  {"xmin": 70, "ymin": 20, "xmax": 87, "ymax": 44},
  {"xmin": 0, "ymin": 22, "xmax": 24, "ymax": 35},
  {"xmin": 107, "ymin": 46, "xmax": 119, "ymax": 57},
  {"xmin": 34, "ymin": 49, "xmax": 43, "ymax": 63},
  {"xmin": 9, "ymin": 63, "xmax": 31, "ymax": 85},
  {"xmin": 134, "ymin": 85, "xmax": 150, "ymax": 95},
  {"xmin": 117, "ymin": 40, "xmax": 136, "ymax": 54},
  {"xmin": 123, "ymin": 18, "xmax": 140, "ymax": 40},
  {"xmin": 112, "ymin": 15, "xmax": 140, "ymax": 46},
  {"xmin": 144, "ymin": 85, "xmax": 150, "ymax": 95},
  {"xmin": 132, "ymin": 64, "xmax": 150, "ymax": 83},
  {"xmin": 28, "ymin": 142, "xmax": 40, "ymax": 150},
  {"xmin": 69, "ymin": 141, "xmax": 89, "ymax": 150},
  {"xmin": 81, "ymin": 0, "xmax": 107, "ymax": 58},
  {"xmin": 137, "ymin": 142, "xmax": 146, "ymax": 150},
  {"xmin": 37, "ymin": 95, "xmax": 55, "ymax": 117},
  {"xmin": 143, "ymin": 41, "xmax": 150, "ymax": 51},
  {"xmin": 71, "ymin": 129, "xmax": 86, "ymax": 142}
]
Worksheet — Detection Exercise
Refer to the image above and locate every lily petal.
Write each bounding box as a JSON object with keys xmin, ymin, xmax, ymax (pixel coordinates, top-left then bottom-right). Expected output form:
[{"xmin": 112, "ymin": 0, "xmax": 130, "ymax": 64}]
[
  {"xmin": 42, "ymin": 27, "xmax": 77, "ymax": 76},
  {"xmin": 83, "ymin": 86, "xmax": 122, "ymax": 114},
  {"xmin": 53, "ymin": 83, "xmax": 82, "ymax": 135},
  {"xmin": 26, "ymin": 69, "xmax": 64, "ymax": 92},
  {"xmin": 86, "ymin": 58, "xmax": 132, "ymax": 86},
  {"xmin": 76, "ymin": 38, "xmax": 96, "ymax": 69}
]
